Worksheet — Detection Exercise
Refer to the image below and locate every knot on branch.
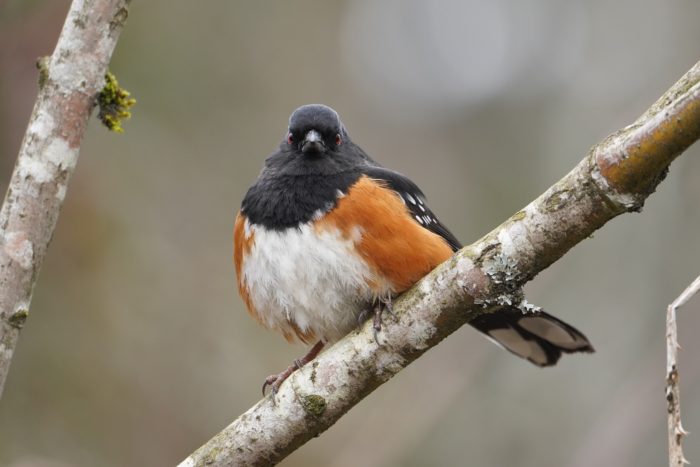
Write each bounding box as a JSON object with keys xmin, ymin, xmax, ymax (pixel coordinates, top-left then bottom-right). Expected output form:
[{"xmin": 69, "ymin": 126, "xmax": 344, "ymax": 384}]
[{"xmin": 590, "ymin": 155, "xmax": 648, "ymax": 213}]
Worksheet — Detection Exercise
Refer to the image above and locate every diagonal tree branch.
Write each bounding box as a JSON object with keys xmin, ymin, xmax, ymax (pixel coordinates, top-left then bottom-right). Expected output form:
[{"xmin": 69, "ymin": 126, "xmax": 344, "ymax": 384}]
[
  {"xmin": 181, "ymin": 61, "xmax": 700, "ymax": 467},
  {"xmin": 0, "ymin": 0, "xmax": 131, "ymax": 399}
]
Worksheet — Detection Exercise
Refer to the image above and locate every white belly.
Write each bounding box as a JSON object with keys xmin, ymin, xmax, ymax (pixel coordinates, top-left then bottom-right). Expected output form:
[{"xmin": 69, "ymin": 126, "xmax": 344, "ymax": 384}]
[{"xmin": 241, "ymin": 222, "xmax": 376, "ymax": 343}]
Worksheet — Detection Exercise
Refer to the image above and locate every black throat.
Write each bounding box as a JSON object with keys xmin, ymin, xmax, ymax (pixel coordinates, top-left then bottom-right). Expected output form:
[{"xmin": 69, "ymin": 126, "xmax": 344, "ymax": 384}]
[{"xmin": 241, "ymin": 169, "xmax": 362, "ymax": 230}]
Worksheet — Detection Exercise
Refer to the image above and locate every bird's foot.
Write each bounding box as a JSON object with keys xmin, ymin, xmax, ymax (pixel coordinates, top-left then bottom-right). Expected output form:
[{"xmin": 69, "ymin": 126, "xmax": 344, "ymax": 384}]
[
  {"xmin": 262, "ymin": 340, "xmax": 325, "ymax": 398},
  {"xmin": 358, "ymin": 297, "xmax": 394, "ymax": 344},
  {"xmin": 371, "ymin": 296, "xmax": 393, "ymax": 344},
  {"xmin": 262, "ymin": 366, "xmax": 297, "ymax": 399}
]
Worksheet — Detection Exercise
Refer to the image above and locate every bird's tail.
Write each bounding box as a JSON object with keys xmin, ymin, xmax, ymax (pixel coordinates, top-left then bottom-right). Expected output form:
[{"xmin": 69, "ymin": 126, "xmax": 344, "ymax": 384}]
[{"xmin": 469, "ymin": 306, "xmax": 594, "ymax": 366}]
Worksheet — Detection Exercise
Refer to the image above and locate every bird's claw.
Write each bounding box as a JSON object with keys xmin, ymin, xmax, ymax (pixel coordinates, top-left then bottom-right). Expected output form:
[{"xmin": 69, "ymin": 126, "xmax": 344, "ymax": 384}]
[
  {"xmin": 373, "ymin": 308, "xmax": 383, "ymax": 345},
  {"xmin": 261, "ymin": 341, "xmax": 325, "ymax": 400},
  {"xmin": 262, "ymin": 365, "xmax": 297, "ymax": 399},
  {"xmin": 371, "ymin": 296, "xmax": 393, "ymax": 345}
]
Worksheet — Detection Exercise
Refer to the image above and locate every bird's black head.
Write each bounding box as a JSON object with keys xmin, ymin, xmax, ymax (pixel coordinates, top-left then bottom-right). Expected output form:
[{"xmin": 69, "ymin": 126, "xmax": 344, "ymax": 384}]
[
  {"xmin": 285, "ymin": 104, "xmax": 347, "ymax": 156},
  {"xmin": 242, "ymin": 105, "xmax": 377, "ymax": 229}
]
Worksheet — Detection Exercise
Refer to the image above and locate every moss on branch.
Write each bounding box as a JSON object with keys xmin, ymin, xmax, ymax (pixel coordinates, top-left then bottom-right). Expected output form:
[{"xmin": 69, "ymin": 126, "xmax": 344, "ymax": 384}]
[{"xmin": 97, "ymin": 71, "xmax": 136, "ymax": 133}]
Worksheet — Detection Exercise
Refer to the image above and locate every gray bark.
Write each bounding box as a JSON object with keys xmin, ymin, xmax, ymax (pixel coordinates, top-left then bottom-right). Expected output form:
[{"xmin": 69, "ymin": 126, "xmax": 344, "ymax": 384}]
[{"xmin": 0, "ymin": 0, "xmax": 131, "ymax": 398}]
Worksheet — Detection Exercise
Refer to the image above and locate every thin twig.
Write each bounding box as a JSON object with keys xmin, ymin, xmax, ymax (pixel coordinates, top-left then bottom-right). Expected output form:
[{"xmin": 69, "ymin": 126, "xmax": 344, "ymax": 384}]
[
  {"xmin": 666, "ymin": 275, "xmax": 700, "ymax": 467},
  {"xmin": 0, "ymin": 0, "xmax": 131, "ymax": 399}
]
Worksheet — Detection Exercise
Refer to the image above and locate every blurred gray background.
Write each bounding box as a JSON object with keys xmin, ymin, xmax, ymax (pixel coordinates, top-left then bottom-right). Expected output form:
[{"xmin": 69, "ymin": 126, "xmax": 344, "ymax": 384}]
[{"xmin": 1, "ymin": 1, "xmax": 700, "ymax": 466}]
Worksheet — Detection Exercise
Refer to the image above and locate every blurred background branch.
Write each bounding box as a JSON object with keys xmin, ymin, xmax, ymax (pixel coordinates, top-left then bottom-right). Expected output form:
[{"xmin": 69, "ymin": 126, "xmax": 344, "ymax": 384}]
[
  {"xmin": 0, "ymin": 0, "xmax": 130, "ymax": 399},
  {"xmin": 181, "ymin": 61, "xmax": 700, "ymax": 467},
  {"xmin": 666, "ymin": 275, "xmax": 700, "ymax": 467}
]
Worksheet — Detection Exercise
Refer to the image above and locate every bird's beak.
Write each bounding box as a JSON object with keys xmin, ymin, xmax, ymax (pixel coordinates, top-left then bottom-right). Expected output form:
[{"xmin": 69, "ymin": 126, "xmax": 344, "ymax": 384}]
[{"xmin": 301, "ymin": 130, "xmax": 325, "ymax": 155}]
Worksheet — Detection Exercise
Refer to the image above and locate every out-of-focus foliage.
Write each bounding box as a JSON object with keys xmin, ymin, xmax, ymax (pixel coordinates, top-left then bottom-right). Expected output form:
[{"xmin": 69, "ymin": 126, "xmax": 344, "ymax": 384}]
[{"xmin": 1, "ymin": 1, "xmax": 700, "ymax": 466}]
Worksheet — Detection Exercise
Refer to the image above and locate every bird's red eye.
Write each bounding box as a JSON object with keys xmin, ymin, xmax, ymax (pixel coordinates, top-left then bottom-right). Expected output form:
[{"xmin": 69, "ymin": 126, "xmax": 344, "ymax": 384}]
[
  {"xmin": 287, "ymin": 132, "xmax": 294, "ymax": 145},
  {"xmin": 335, "ymin": 134, "xmax": 342, "ymax": 145}
]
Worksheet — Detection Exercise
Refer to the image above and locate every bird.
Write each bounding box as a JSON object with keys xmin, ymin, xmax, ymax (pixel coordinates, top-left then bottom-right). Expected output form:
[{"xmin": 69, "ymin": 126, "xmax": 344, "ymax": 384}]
[{"xmin": 234, "ymin": 104, "xmax": 594, "ymax": 396}]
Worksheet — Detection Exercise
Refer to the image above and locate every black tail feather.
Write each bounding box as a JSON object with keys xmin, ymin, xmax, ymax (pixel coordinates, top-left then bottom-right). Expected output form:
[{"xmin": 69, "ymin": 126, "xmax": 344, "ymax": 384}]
[{"xmin": 470, "ymin": 306, "xmax": 594, "ymax": 367}]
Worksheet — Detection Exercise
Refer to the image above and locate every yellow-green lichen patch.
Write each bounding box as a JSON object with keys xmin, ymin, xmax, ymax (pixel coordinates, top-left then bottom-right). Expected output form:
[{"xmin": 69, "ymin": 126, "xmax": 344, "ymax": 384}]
[
  {"xmin": 97, "ymin": 72, "xmax": 136, "ymax": 133},
  {"xmin": 36, "ymin": 56, "xmax": 50, "ymax": 90},
  {"xmin": 300, "ymin": 394, "xmax": 327, "ymax": 419},
  {"xmin": 8, "ymin": 308, "xmax": 29, "ymax": 329}
]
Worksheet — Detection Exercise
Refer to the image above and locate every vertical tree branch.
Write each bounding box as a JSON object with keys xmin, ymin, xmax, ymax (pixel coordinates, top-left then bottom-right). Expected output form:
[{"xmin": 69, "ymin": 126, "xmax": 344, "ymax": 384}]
[
  {"xmin": 666, "ymin": 275, "xmax": 700, "ymax": 467},
  {"xmin": 0, "ymin": 0, "xmax": 131, "ymax": 399}
]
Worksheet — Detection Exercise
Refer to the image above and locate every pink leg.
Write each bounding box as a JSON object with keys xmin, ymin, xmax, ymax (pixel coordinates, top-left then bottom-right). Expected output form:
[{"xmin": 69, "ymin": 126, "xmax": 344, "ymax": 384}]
[
  {"xmin": 262, "ymin": 340, "xmax": 325, "ymax": 396},
  {"xmin": 357, "ymin": 297, "xmax": 394, "ymax": 344}
]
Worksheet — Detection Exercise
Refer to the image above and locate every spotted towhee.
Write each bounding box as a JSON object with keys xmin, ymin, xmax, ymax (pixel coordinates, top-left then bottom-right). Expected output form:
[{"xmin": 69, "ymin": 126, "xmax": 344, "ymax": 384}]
[{"xmin": 234, "ymin": 104, "xmax": 593, "ymax": 395}]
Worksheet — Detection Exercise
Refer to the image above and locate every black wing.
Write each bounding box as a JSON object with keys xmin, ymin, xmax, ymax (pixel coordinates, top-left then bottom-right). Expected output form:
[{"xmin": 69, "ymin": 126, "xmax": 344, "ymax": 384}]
[{"xmin": 361, "ymin": 165, "xmax": 462, "ymax": 252}]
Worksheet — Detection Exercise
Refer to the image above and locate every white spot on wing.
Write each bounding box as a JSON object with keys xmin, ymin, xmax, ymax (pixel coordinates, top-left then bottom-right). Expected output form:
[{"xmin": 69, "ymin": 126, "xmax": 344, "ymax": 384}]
[
  {"xmin": 405, "ymin": 193, "xmax": 416, "ymax": 205},
  {"xmin": 415, "ymin": 215, "xmax": 423, "ymax": 224}
]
